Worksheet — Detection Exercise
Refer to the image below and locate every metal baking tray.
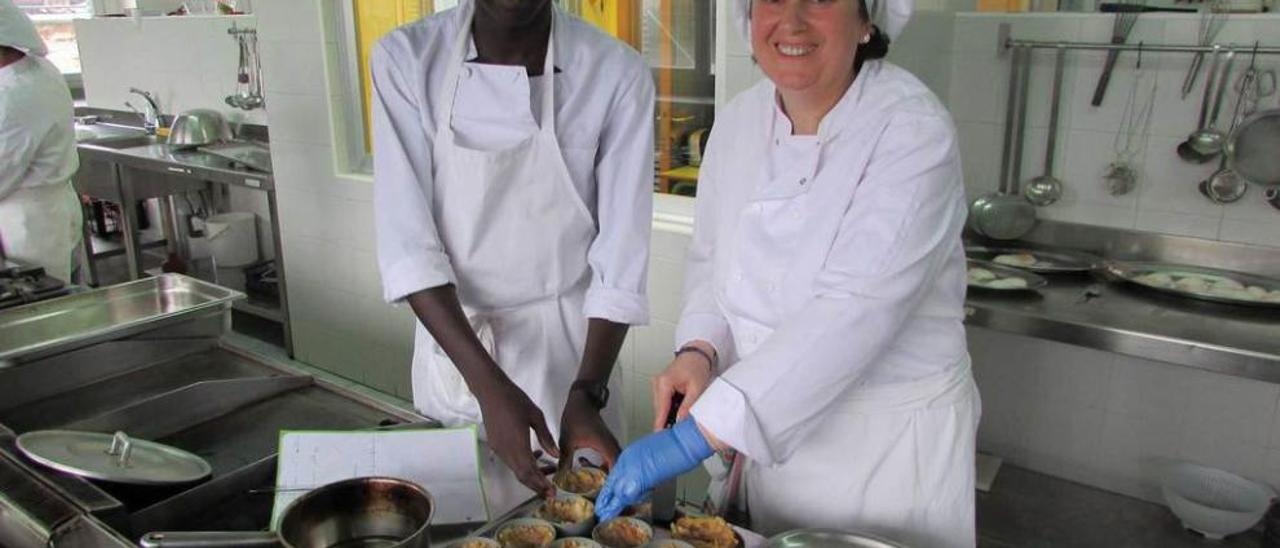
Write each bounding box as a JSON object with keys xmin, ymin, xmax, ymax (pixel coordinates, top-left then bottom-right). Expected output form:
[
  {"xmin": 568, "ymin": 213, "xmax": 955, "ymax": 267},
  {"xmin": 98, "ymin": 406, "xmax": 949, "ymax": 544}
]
[
  {"xmin": 1103, "ymin": 261, "xmax": 1280, "ymax": 309},
  {"xmin": 0, "ymin": 274, "xmax": 244, "ymax": 361},
  {"xmin": 965, "ymin": 246, "xmax": 1099, "ymax": 273},
  {"xmin": 457, "ymin": 498, "xmax": 763, "ymax": 548},
  {"xmin": 967, "ymin": 259, "xmax": 1049, "ymax": 292}
]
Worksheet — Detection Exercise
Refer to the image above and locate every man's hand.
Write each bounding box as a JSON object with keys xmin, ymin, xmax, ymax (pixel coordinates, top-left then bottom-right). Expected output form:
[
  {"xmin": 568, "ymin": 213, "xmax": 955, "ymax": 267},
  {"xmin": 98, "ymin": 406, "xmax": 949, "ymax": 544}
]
[
  {"xmin": 476, "ymin": 378, "xmax": 559, "ymax": 498},
  {"xmin": 558, "ymin": 389, "xmax": 623, "ymax": 471}
]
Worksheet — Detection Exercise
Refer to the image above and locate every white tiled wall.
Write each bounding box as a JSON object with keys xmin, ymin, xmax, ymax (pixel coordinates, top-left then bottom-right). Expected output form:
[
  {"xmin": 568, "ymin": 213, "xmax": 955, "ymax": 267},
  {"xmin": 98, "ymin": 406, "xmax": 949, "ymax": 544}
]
[
  {"xmin": 951, "ymin": 13, "xmax": 1280, "ymax": 245},
  {"xmin": 248, "ymin": 3, "xmax": 416, "ymax": 398},
  {"xmin": 76, "ymin": 15, "xmax": 268, "ymax": 126},
  {"xmin": 970, "ymin": 326, "xmax": 1280, "ymax": 504},
  {"xmin": 76, "ymin": 15, "xmax": 276, "ymax": 261}
]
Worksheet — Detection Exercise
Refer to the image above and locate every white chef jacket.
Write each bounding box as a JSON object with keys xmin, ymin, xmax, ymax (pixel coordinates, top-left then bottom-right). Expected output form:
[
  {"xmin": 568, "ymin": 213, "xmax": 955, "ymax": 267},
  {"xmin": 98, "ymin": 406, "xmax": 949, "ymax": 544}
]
[
  {"xmin": 372, "ymin": 7, "xmax": 654, "ymax": 325},
  {"xmin": 0, "ymin": 55, "xmax": 78, "ymax": 201},
  {"xmin": 682, "ymin": 60, "xmax": 970, "ymax": 466}
]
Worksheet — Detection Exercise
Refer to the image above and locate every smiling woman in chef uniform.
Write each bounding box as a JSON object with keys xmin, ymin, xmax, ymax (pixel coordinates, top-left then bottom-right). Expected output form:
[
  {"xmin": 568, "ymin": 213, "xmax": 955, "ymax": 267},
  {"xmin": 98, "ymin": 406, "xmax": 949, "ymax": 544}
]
[
  {"xmin": 372, "ymin": 0, "xmax": 653, "ymax": 516},
  {"xmin": 595, "ymin": 1, "xmax": 980, "ymax": 546}
]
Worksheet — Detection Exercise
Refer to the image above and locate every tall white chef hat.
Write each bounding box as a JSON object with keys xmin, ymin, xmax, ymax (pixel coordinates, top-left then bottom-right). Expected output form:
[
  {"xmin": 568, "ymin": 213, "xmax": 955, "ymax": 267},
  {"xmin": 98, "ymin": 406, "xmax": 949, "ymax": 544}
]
[
  {"xmin": 0, "ymin": 0, "xmax": 48, "ymax": 57},
  {"xmin": 732, "ymin": 0, "xmax": 913, "ymax": 47}
]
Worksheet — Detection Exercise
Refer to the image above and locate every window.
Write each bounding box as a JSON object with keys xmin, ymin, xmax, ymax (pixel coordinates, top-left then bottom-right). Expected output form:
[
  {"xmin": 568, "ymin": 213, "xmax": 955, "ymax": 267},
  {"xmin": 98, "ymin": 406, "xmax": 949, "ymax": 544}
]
[
  {"xmin": 561, "ymin": 1, "xmax": 717, "ymax": 197},
  {"xmin": 15, "ymin": 0, "xmax": 93, "ymax": 75},
  {"xmin": 331, "ymin": 0, "xmax": 432, "ymax": 173}
]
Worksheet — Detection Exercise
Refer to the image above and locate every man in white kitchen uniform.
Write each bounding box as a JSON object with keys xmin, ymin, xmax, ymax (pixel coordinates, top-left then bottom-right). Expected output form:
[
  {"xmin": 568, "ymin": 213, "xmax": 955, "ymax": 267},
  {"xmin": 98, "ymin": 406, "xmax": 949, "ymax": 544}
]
[
  {"xmin": 372, "ymin": 0, "xmax": 653, "ymax": 515},
  {"xmin": 597, "ymin": 1, "xmax": 982, "ymax": 546},
  {"xmin": 0, "ymin": 0, "xmax": 82, "ymax": 282}
]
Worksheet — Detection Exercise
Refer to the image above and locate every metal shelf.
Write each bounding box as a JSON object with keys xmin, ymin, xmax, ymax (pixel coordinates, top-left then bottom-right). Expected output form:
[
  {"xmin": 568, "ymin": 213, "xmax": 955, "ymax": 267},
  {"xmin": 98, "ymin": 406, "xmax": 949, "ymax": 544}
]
[
  {"xmin": 233, "ymin": 299, "xmax": 283, "ymax": 323},
  {"xmin": 88, "ymin": 232, "xmax": 166, "ymax": 259}
]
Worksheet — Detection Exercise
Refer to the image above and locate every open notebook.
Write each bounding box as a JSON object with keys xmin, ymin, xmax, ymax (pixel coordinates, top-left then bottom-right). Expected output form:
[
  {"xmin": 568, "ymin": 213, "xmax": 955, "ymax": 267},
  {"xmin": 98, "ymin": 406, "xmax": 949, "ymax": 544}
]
[{"xmin": 271, "ymin": 427, "xmax": 488, "ymax": 528}]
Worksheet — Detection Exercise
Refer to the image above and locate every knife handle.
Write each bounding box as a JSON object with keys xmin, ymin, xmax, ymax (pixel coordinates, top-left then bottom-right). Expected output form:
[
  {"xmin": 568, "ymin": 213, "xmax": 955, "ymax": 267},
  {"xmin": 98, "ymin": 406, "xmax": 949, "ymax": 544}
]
[{"xmin": 664, "ymin": 394, "xmax": 685, "ymax": 429}]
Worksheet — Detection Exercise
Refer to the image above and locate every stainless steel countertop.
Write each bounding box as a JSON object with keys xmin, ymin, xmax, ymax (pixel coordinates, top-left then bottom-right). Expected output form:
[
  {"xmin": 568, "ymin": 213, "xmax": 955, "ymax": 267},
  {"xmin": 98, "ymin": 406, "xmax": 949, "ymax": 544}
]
[
  {"xmin": 966, "ymin": 221, "xmax": 1280, "ymax": 383},
  {"xmin": 75, "ymin": 112, "xmax": 273, "ymax": 191}
]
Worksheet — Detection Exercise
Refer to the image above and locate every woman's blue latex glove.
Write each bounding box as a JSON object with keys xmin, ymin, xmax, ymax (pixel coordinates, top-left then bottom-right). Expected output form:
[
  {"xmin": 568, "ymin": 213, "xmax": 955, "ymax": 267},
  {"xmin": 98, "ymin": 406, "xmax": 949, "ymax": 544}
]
[{"xmin": 594, "ymin": 417, "xmax": 714, "ymax": 522}]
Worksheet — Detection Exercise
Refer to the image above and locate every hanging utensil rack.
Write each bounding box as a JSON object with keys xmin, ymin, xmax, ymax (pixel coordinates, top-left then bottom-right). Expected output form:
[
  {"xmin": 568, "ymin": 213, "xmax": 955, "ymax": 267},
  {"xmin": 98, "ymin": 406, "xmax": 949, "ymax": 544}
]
[
  {"xmin": 998, "ymin": 22, "xmax": 1280, "ymax": 56},
  {"xmin": 226, "ymin": 24, "xmax": 266, "ymax": 111}
]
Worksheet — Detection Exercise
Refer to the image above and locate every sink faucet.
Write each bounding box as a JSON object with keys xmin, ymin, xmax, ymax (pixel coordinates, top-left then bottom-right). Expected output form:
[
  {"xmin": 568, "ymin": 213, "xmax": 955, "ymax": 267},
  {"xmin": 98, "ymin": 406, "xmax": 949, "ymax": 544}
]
[{"xmin": 126, "ymin": 88, "xmax": 161, "ymax": 135}]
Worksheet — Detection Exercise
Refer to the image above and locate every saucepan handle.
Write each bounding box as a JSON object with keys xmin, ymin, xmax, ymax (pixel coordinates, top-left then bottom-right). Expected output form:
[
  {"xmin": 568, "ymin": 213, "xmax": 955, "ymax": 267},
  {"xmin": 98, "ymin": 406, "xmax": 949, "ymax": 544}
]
[{"xmin": 138, "ymin": 531, "xmax": 280, "ymax": 547}]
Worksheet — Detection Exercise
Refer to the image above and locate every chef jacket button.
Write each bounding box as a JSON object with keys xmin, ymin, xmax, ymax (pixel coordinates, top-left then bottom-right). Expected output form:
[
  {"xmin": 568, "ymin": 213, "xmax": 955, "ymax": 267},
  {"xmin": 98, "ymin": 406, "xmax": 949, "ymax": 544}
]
[
  {"xmin": 463, "ymin": 66, "xmax": 473, "ymax": 78},
  {"xmin": 734, "ymin": 271, "xmax": 744, "ymax": 282},
  {"xmin": 766, "ymin": 283, "xmax": 777, "ymax": 293},
  {"xmin": 798, "ymin": 177, "xmax": 808, "ymax": 186}
]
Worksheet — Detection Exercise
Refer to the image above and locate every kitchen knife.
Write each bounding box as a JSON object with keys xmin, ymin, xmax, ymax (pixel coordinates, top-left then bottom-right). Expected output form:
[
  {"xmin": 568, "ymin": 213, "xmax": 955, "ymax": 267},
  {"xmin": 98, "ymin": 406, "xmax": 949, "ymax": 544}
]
[{"xmin": 651, "ymin": 393, "xmax": 684, "ymax": 524}]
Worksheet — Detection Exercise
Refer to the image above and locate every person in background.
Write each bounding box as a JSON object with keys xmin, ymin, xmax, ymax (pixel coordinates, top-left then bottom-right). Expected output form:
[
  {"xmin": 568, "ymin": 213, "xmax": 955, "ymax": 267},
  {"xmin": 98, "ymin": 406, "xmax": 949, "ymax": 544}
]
[
  {"xmin": 0, "ymin": 0, "xmax": 82, "ymax": 282},
  {"xmin": 372, "ymin": 0, "xmax": 654, "ymax": 515},
  {"xmin": 595, "ymin": 1, "xmax": 981, "ymax": 546}
]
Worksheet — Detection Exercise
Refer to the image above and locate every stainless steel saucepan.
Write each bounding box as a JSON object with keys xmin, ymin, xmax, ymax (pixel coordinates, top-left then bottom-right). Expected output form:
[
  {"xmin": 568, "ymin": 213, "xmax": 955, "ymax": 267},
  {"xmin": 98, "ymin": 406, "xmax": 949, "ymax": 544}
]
[{"xmin": 139, "ymin": 477, "xmax": 435, "ymax": 548}]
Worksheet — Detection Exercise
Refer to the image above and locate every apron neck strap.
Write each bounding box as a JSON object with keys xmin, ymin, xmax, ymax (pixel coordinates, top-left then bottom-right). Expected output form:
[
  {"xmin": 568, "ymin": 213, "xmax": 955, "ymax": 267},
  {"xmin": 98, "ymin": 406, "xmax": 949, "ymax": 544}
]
[{"xmin": 439, "ymin": 2, "xmax": 558, "ymax": 132}]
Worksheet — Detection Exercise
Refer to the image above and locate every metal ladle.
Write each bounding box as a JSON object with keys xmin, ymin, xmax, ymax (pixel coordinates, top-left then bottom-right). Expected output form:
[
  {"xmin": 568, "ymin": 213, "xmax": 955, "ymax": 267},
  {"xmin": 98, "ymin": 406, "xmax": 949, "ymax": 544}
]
[
  {"xmin": 973, "ymin": 46, "xmax": 1037, "ymax": 240},
  {"xmin": 1025, "ymin": 46, "xmax": 1067, "ymax": 207},
  {"xmin": 1200, "ymin": 58, "xmax": 1252, "ymax": 204},
  {"xmin": 1200, "ymin": 156, "xmax": 1248, "ymax": 203},
  {"xmin": 1178, "ymin": 45, "xmax": 1223, "ymax": 164},
  {"xmin": 1265, "ymin": 187, "xmax": 1280, "ymax": 211},
  {"xmin": 1187, "ymin": 47, "xmax": 1236, "ymax": 158}
]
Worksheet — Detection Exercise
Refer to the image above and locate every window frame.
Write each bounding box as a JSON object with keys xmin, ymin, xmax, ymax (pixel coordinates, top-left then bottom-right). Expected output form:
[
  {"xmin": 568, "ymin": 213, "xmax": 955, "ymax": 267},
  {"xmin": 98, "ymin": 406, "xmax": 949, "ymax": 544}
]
[
  {"xmin": 332, "ymin": 0, "xmax": 374, "ymax": 174},
  {"xmin": 644, "ymin": 0, "xmax": 716, "ymax": 102},
  {"xmin": 20, "ymin": 5, "xmax": 92, "ymax": 98}
]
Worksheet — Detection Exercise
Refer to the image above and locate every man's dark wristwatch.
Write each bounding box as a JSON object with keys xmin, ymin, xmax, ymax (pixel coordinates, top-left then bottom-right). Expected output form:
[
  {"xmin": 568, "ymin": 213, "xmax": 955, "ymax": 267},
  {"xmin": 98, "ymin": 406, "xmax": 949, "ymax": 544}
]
[{"xmin": 570, "ymin": 379, "xmax": 610, "ymax": 410}]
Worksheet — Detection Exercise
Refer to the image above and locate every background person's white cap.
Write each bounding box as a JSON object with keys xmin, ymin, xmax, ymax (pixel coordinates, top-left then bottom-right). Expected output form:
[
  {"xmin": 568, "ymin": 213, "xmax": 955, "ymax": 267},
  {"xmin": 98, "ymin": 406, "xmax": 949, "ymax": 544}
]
[
  {"xmin": 732, "ymin": 0, "xmax": 914, "ymax": 50},
  {"xmin": 0, "ymin": 0, "xmax": 49, "ymax": 57}
]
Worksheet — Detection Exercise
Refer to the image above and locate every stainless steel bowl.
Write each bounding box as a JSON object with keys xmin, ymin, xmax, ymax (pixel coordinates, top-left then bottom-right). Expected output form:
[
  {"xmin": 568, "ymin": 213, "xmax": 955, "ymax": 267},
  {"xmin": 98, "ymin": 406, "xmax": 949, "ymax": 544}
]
[
  {"xmin": 168, "ymin": 109, "xmax": 232, "ymax": 149},
  {"xmin": 766, "ymin": 528, "xmax": 908, "ymax": 548}
]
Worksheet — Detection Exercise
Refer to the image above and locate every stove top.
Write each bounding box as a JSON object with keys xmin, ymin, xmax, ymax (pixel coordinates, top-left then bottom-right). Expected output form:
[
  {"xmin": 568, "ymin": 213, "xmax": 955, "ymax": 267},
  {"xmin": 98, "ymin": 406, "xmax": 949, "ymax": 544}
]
[{"xmin": 0, "ymin": 260, "xmax": 69, "ymax": 310}]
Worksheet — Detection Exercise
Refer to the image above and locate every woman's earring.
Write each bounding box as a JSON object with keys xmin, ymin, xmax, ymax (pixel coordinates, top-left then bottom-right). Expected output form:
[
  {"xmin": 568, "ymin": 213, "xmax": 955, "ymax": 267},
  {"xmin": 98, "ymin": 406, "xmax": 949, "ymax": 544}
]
[{"xmin": 860, "ymin": 34, "xmax": 871, "ymax": 44}]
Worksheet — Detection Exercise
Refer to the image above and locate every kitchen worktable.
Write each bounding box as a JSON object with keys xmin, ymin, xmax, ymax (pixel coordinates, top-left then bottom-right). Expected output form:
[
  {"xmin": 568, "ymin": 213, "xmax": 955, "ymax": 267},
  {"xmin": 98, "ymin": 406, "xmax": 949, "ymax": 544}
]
[
  {"xmin": 966, "ymin": 271, "xmax": 1280, "ymax": 383},
  {"xmin": 72, "ymin": 107, "xmax": 293, "ymax": 355},
  {"xmin": 964, "ymin": 221, "xmax": 1280, "ymax": 385}
]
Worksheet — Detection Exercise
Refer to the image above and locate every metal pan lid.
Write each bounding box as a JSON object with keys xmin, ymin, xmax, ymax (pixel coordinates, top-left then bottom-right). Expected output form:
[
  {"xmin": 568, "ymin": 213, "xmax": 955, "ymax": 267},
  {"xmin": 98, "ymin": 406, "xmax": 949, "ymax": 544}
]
[
  {"xmin": 16, "ymin": 430, "xmax": 211, "ymax": 486},
  {"xmin": 766, "ymin": 528, "xmax": 908, "ymax": 548}
]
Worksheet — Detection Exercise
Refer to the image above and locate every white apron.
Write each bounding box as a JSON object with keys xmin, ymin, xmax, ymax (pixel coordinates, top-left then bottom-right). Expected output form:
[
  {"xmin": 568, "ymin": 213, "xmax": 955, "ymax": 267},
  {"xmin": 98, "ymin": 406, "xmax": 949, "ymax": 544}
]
[
  {"xmin": 741, "ymin": 361, "xmax": 980, "ymax": 548},
  {"xmin": 410, "ymin": 3, "xmax": 621, "ymax": 517},
  {"xmin": 0, "ymin": 181, "xmax": 82, "ymax": 281}
]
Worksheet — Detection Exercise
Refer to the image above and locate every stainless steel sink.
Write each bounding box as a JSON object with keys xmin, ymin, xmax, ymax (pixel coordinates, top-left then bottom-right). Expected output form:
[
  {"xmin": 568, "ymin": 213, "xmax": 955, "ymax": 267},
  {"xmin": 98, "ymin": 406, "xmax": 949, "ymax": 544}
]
[
  {"xmin": 75, "ymin": 123, "xmax": 146, "ymax": 143},
  {"xmin": 88, "ymin": 134, "xmax": 168, "ymax": 149}
]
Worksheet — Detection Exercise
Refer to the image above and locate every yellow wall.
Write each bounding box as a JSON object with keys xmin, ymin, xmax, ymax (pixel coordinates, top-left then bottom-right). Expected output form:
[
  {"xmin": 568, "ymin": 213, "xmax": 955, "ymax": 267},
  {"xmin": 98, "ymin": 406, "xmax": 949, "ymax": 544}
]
[
  {"xmin": 574, "ymin": 0, "xmax": 637, "ymax": 48},
  {"xmin": 355, "ymin": 0, "xmax": 431, "ymax": 150}
]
